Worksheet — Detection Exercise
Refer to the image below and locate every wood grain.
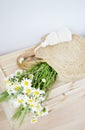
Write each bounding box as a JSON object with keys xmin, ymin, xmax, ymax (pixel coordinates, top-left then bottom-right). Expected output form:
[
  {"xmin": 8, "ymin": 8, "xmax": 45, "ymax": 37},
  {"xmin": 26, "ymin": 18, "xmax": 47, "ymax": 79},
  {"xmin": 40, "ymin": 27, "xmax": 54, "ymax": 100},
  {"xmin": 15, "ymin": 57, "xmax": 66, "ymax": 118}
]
[{"xmin": 0, "ymin": 47, "xmax": 85, "ymax": 130}]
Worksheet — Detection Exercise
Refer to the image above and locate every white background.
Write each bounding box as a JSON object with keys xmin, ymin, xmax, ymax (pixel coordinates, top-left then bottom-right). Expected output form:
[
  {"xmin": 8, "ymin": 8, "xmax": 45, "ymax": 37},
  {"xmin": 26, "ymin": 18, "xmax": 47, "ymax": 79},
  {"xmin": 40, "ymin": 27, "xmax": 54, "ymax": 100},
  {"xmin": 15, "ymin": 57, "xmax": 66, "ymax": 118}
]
[{"xmin": 0, "ymin": 0, "xmax": 85, "ymax": 55}]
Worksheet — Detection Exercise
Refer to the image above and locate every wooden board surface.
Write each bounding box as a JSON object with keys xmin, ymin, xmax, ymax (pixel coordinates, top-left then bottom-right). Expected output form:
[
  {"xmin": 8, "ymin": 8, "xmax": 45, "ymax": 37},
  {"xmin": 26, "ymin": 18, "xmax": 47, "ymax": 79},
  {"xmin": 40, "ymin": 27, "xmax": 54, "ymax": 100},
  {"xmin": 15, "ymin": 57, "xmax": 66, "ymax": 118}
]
[
  {"xmin": 0, "ymin": 90, "xmax": 85, "ymax": 130},
  {"xmin": 0, "ymin": 48, "xmax": 85, "ymax": 130}
]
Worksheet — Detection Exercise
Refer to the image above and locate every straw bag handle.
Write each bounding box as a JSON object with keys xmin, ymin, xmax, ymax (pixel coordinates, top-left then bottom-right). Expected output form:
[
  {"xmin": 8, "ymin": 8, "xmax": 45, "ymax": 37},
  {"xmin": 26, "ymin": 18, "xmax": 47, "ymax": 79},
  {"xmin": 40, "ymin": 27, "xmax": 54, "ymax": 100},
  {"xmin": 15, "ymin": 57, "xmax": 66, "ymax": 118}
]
[
  {"xmin": 17, "ymin": 48, "xmax": 44, "ymax": 69},
  {"xmin": 17, "ymin": 34, "xmax": 48, "ymax": 69}
]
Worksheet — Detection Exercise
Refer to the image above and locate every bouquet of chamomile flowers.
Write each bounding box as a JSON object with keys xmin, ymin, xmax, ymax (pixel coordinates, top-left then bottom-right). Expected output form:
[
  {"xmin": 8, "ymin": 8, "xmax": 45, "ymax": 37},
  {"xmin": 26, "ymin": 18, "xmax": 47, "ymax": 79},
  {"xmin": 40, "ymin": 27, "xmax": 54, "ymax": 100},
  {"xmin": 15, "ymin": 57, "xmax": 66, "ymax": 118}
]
[{"xmin": 0, "ymin": 62, "xmax": 57, "ymax": 126}]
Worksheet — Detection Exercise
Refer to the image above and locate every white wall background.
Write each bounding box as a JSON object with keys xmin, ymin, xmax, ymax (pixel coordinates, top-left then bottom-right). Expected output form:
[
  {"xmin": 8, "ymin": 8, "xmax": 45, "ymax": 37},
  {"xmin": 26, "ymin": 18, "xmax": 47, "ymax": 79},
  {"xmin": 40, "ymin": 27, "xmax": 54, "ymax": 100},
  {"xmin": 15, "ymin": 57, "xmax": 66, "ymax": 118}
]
[{"xmin": 0, "ymin": 0, "xmax": 85, "ymax": 55}]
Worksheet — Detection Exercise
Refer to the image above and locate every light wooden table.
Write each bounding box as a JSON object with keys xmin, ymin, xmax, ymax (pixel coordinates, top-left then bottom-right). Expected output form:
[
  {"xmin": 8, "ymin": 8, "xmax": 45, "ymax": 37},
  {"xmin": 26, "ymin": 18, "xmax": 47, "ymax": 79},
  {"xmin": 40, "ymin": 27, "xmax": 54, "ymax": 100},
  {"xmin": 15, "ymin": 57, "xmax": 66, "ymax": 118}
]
[
  {"xmin": 0, "ymin": 48, "xmax": 85, "ymax": 130},
  {"xmin": 0, "ymin": 90, "xmax": 85, "ymax": 130}
]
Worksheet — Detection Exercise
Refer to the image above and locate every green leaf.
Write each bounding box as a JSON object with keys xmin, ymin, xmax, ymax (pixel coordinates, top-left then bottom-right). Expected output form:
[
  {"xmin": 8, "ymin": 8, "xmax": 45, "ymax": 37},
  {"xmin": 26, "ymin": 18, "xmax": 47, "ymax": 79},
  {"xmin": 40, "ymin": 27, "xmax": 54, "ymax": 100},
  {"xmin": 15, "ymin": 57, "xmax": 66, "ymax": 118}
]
[
  {"xmin": 12, "ymin": 104, "xmax": 29, "ymax": 127},
  {"xmin": 18, "ymin": 105, "xmax": 29, "ymax": 126},
  {"xmin": 0, "ymin": 91, "xmax": 9, "ymax": 102},
  {"xmin": 12, "ymin": 104, "xmax": 24, "ymax": 120}
]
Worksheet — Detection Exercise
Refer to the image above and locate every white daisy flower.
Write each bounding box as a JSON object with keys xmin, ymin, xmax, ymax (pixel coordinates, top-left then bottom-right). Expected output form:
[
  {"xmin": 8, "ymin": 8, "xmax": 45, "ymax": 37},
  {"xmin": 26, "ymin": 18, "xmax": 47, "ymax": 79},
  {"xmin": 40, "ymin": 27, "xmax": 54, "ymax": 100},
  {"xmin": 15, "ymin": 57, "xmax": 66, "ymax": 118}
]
[
  {"xmin": 42, "ymin": 78, "xmax": 46, "ymax": 83},
  {"xmin": 7, "ymin": 87, "xmax": 16, "ymax": 96},
  {"xmin": 29, "ymin": 102, "xmax": 35, "ymax": 108},
  {"xmin": 6, "ymin": 83, "xmax": 21, "ymax": 95},
  {"xmin": 38, "ymin": 96, "xmax": 45, "ymax": 102},
  {"xmin": 14, "ymin": 84, "xmax": 21, "ymax": 91},
  {"xmin": 5, "ymin": 78, "xmax": 12, "ymax": 87},
  {"xmin": 23, "ymin": 87, "xmax": 32, "ymax": 95},
  {"xmin": 31, "ymin": 117, "xmax": 37, "ymax": 123},
  {"xmin": 37, "ymin": 111, "xmax": 43, "ymax": 117},
  {"xmin": 11, "ymin": 94, "xmax": 27, "ymax": 108},
  {"xmin": 27, "ymin": 98, "xmax": 39, "ymax": 110},
  {"xmin": 31, "ymin": 103, "xmax": 42, "ymax": 113},
  {"xmin": 21, "ymin": 78, "xmax": 32, "ymax": 88},
  {"xmin": 15, "ymin": 69, "xmax": 23, "ymax": 76},
  {"xmin": 35, "ymin": 104, "xmax": 42, "ymax": 111},
  {"xmin": 29, "ymin": 74, "xmax": 34, "ymax": 79},
  {"xmin": 22, "ymin": 95, "xmax": 29, "ymax": 107},
  {"xmin": 40, "ymin": 90, "xmax": 45, "ymax": 95},
  {"xmin": 16, "ymin": 94, "xmax": 26, "ymax": 106},
  {"xmin": 27, "ymin": 98, "xmax": 34, "ymax": 104},
  {"xmin": 33, "ymin": 89, "xmax": 41, "ymax": 97}
]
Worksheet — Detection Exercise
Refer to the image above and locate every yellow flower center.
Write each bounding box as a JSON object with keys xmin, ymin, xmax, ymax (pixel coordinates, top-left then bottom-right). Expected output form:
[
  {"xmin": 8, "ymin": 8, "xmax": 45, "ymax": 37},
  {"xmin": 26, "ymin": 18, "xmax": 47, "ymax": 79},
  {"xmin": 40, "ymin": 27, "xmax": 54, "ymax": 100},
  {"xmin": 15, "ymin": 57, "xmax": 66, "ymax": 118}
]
[
  {"xmin": 24, "ymin": 81, "xmax": 29, "ymax": 86},
  {"xmin": 34, "ymin": 91, "xmax": 39, "ymax": 95},
  {"xmin": 5, "ymin": 80, "xmax": 12, "ymax": 87},
  {"xmin": 15, "ymin": 86, "xmax": 21, "ymax": 91},
  {"xmin": 29, "ymin": 74, "xmax": 33, "ymax": 79},
  {"xmin": 31, "ymin": 118, "xmax": 37, "ymax": 123},
  {"xmin": 34, "ymin": 99, "xmax": 37, "ymax": 102},
  {"xmin": 36, "ymin": 105, "xmax": 40, "ymax": 109},
  {"xmin": 14, "ymin": 82, "xmax": 18, "ymax": 86},
  {"xmin": 26, "ymin": 89, "xmax": 31, "ymax": 94},
  {"xmin": 28, "ymin": 99, "xmax": 33, "ymax": 103},
  {"xmin": 9, "ymin": 83, "xmax": 12, "ymax": 87},
  {"xmin": 38, "ymin": 111, "xmax": 43, "ymax": 116},
  {"xmin": 18, "ymin": 99, "xmax": 23, "ymax": 103},
  {"xmin": 30, "ymin": 104, "xmax": 34, "ymax": 107}
]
